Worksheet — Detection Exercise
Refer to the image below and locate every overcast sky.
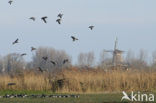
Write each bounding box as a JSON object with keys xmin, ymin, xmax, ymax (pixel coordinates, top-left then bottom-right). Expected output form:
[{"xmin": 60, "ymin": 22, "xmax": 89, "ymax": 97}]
[{"xmin": 0, "ymin": 0, "xmax": 156, "ymax": 63}]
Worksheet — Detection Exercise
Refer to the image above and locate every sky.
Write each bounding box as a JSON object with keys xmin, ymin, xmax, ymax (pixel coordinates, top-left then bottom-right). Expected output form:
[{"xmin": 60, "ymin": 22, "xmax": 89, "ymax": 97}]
[{"xmin": 0, "ymin": 0, "xmax": 156, "ymax": 63}]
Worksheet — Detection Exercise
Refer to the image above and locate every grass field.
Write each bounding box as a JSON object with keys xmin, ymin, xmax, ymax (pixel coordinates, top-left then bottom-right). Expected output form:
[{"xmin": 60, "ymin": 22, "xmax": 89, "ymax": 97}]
[
  {"xmin": 0, "ymin": 91, "xmax": 155, "ymax": 103},
  {"xmin": 0, "ymin": 93, "xmax": 124, "ymax": 103}
]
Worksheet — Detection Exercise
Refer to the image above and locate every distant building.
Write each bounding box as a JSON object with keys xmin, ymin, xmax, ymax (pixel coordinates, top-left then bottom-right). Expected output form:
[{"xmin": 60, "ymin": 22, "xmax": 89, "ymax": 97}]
[{"xmin": 105, "ymin": 38, "xmax": 127, "ymax": 70}]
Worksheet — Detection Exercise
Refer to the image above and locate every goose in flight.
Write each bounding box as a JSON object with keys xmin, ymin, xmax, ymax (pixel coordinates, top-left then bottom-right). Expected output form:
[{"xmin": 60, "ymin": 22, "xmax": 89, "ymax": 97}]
[
  {"xmin": 31, "ymin": 47, "xmax": 36, "ymax": 52},
  {"xmin": 8, "ymin": 0, "xmax": 13, "ymax": 5},
  {"xmin": 21, "ymin": 53, "xmax": 27, "ymax": 56},
  {"xmin": 89, "ymin": 26, "xmax": 94, "ymax": 30},
  {"xmin": 63, "ymin": 59, "xmax": 69, "ymax": 64},
  {"xmin": 41, "ymin": 16, "xmax": 48, "ymax": 23},
  {"xmin": 42, "ymin": 56, "xmax": 48, "ymax": 61},
  {"xmin": 29, "ymin": 17, "xmax": 35, "ymax": 21},
  {"xmin": 57, "ymin": 13, "xmax": 63, "ymax": 19},
  {"xmin": 71, "ymin": 36, "xmax": 78, "ymax": 42},
  {"xmin": 37, "ymin": 67, "xmax": 44, "ymax": 73},
  {"xmin": 56, "ymin": 18, "xmax": 61, "ymax": 24},
  {"xmin": 50, "ymin": 61, "xmax": 56, "ymax": 66},
  {"xmin": 12, "ymin": 38, "xmax": 19, "ymax": 45},
  {"xmin": 8, "ymin": 83, "xmax": 16, "ymax": 86}
]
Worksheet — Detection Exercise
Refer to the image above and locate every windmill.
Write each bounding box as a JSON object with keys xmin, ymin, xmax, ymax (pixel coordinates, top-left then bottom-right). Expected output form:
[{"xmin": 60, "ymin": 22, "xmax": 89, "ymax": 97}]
[{"xmin": 104, "ymin": 38, "xmax": 124, "ymax": 67}]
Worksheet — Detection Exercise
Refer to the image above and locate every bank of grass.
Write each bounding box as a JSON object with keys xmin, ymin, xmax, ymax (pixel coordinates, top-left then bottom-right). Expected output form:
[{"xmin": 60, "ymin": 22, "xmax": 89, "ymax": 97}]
[
  {"xmin": 0, "ymin": 92, "xmax": 155, "ymax": 103},
  {"xmin": 0, "ymin": 90, "xmax": 53, "ymax": 95},
  {"xmin": 0, "ymin": 67, "xmax": 156, "ymax": 93},
  {"xmin": 0, "ymin": 93, "xmax": 125, "ymax": 103}
]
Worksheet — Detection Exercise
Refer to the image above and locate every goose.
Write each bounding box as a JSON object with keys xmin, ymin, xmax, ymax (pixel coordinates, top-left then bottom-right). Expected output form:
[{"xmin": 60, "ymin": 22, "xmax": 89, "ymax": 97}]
[
  {"xmin": 37, "ymin": 67, "xmax": 44, "ymax": 73},
  {"xmin": 29, "ymin": 17, "xmax": 35, "ymax": 21},
  {"xmin": 41, "ymin": 16, "xmax": 48, "ymax": 23},
  {"xmin": 21, "ymin": 53, "xmax": 27, "ymax": 56},
  {"xmin": 89, "ymin": 26, "xmax": 94, "ymax": 30},
  {"xmin": 56, "ymin": 18, "xmax": 61, "ymax": 24},
  {"xmin": 50, "ymin": 61, "xmax": 56, "ymax": 66},
  {"xmin": 57, "ymin": 13, "xmax": 63, "ymax": 19},
  {"xmin": 71, "ymin": 36, "xmax": 78, "ymax": 41},
  {"xmin": 31, "ymin": 47, "xmax": 36, "ymax": 51},
  {"xmin": 8, "ymin": 83, "xmax": 16, "ymax": 86},
  {"xmin": 63, "ymin": 59, "xmax": 69, "ymax": 64},
  {"xmin": 8, "ymin": 0, "xmax": 13, "ymax": 5},
  {"xmin": 42, "ymin": 56, "xmax": 48, "ymax": 61},
  {"xmin": 12, "ymin": 38, "xmax": 19, "ymax": 45}
]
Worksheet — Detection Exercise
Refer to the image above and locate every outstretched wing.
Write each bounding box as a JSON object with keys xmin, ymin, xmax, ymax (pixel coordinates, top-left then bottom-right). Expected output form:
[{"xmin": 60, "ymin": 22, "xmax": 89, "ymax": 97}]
[
  {"xmin": 71, "ymin": 36, "xmax": 75, "ymax": 41},
  {"xmin": 58, "ymin": 14, "xmax": 63, "ymax": 18},
  {"xmin": 15, "ymin": 39, "xmax": 18, "ymax": 42},
  {"xmin": 56, "ymin": 19, "xmax": 61, "ymax": 24},
  {"xmin": 8, "ymin": 1, "xmax": 12, "ymax": 5},
  {"xmin": 43, "ymin": 19, "xmax": 47, "ymax": 23},
  {"xmin": 30, "ymin": 17, "xmax": 35, "ymax": 21}
]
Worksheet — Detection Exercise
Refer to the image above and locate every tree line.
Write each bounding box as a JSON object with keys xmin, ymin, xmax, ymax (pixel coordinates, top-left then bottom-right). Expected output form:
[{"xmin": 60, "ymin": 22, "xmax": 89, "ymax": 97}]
[{"xmin": 0, "ymin": 47, "xmax": 156, "ymax": 74}]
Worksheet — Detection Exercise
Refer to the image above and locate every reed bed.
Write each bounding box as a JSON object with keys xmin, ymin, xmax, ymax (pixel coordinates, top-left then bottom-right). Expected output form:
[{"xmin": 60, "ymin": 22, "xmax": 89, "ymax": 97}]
[{"xmin": 0, "ymin": 68, "xmax": 156, "ymax": 93}]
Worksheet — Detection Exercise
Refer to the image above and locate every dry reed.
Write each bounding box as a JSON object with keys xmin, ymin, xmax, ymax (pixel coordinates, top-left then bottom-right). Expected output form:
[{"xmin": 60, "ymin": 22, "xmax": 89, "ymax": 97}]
[{"xmin": 0, "ymin": 68, "xmax": 156, "ymax": 93}]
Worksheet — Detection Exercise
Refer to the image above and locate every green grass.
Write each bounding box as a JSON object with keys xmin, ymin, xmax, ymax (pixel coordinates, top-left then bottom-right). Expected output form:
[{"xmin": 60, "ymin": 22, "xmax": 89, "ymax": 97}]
[
  {"xmin": 0, "ymin": 94, "xmax": 122, "ymax": 103},
  {"xmin": 0, "ymin": 91, "xmax": 155, "ymax": 103},
  {"xmin": 0, "ymin": 90, "xmax": 54, "ymax": 95}
]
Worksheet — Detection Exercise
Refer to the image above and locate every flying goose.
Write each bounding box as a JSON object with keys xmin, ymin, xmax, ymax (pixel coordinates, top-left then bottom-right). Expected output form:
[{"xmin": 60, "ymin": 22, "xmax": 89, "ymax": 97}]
[
  {"xmin": 57, "ymin": 13, "xmax": 63, "ymax": 19},
  {"xmin": 31, "ymin": 47, "xmax": 36, "ymax": 51},
  {"xmin": 12, "ymin": 38, "xmax": 19, "ymax": 45},
  {"xmin": 63, "ymin": 59, "xmax": 69, "ymax": 64},
  {"xmin": 41, "ymin": 16, "xmax": 48, "ymax": 23},
  {"xmin": 8, "ymin": 0, "xmax": 13, "ymax": 5},
  {"xmin": 37, "ymin": 67, "xmax": 44, "ymax": 73},
  {"xmin": 29, "ymin": 17, "xmax": 35, "ymax": 21},
  {"xmin": 21, "ymin": 53, "xmax": 27, "ymax": 56},
  {"xmin": 89, "ymin": 26, "xmax": 94, "ymax": 30},
  {"xmin": 37, "ymin": 67, "xmax": 47, "ymax": 73},
  {"xmin": 56, "ymin": 18, "xmax": 61, "ymax": 24},
  {"xmin": 71, "ymin": 36, "xmax": 78, "ymax": 41},
  {"xmin": 42, "ymin": 56, "xmax": 48, "ymax": 61},
  {"xmin": 8, "ymin": 83, "xmax": 16, "ymax": 86},
  {"xmin": 50, "ymin": 61, "xmax": 56, "ymax": 66}
]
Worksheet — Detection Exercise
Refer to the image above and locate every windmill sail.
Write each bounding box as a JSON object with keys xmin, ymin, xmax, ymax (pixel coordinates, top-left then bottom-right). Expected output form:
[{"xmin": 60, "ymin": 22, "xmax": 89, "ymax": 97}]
[
  {"xmin": 113, "ymin": 37, "xmax": 118, "ymax": 66},
  {"xmin": 114, "ymin": 37, "xmax": 118, "ymax": 50},
  {"xmin": 105, "ymin": 37, "xmax": 124, "ymax": 67}
]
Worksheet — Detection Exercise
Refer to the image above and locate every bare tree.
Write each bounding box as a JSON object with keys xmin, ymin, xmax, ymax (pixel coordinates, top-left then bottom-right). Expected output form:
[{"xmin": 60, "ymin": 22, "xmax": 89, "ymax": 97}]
[
  {"xmin": 77, "ymin": 53, "xmax": 86, "ymax": 67},
  {"xmin": 77, "ymin": 51, "xmax": 95, "ymax": 68},
  {"xmin": 32, "ymin": 47, "xmax": 71, "ymax": 71},
  {"xmin": 87, "ymin": 52, "xmax": 95, "ymax": 67},
  {"xmin": 139, "ymin": 49, "xmax": 147, "ymax": 63},
  {"xmin": 126, "ymin": 50, "xmax": 135, "ymax": 65},
  {"xmin": 126, "ymin": 49, "xmax": 148, "ymax": 69},
  {"xmin": 3, "ymin": 53, "xmax": 25, "ymax": 73},
  {"xmin": 99, "ymin": 50, "xmax": 112, "ymax": 69},
  {"xmin": 0, "ymin": 56, "xmax": 3, "ymax": 73},
  {"xmin": 151, "ymin": 50, "xmax": 156, "ymax": 69}
]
